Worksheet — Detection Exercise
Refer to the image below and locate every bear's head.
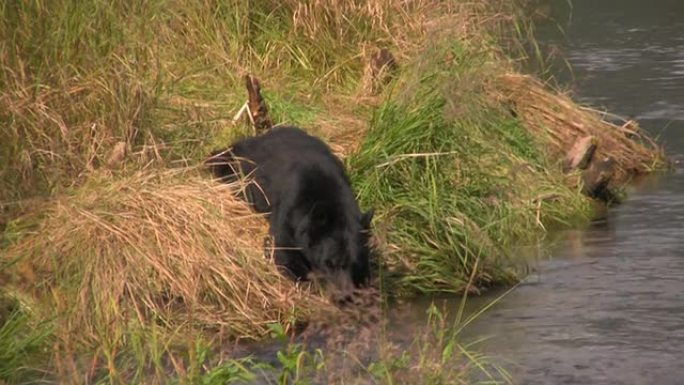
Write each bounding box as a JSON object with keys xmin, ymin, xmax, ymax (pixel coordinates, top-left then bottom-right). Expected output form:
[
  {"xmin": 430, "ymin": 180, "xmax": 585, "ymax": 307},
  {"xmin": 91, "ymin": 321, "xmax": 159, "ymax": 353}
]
[{"xmin": 295, "ymin": 206, "xmax": 374, "ymax": 294}]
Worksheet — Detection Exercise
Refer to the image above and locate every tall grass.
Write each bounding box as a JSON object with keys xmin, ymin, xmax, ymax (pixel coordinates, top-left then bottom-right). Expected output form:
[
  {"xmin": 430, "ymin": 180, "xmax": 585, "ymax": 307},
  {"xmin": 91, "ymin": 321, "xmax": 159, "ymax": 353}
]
[
  {"xmin": 0, "ymin": 0, "xmax": 429, "ymax": 204},
  {"xmin": 6, "ymin": 169, "xmax": 331, "ymax": 337}
]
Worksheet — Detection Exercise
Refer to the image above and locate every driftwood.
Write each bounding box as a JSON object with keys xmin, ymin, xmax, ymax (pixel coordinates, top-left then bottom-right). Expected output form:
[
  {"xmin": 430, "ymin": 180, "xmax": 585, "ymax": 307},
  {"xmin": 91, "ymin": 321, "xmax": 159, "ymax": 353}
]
[
  {"xmin": 560, "ymin": 135, "xmax": 619, "ymax": 203},
  {"xmin": 564, "ymin": 135, "xmax": 597, "ymax": 172}
]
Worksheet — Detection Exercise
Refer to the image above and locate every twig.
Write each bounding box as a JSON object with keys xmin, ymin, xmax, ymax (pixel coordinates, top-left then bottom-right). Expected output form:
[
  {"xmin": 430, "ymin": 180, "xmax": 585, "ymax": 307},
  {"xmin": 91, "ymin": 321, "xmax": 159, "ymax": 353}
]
[
  {"xmin": 375, "ymin": 151, "xmax": 461, "ymax": 168},
  {"xmin": 231, "ymin": 101, "xmax": 249, "ymax": 125}
]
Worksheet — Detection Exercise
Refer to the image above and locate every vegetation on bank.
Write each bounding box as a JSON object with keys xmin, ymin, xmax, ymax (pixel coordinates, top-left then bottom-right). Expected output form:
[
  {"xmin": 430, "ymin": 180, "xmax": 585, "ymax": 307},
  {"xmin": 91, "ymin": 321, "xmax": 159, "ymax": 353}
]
[{"xmin": 0, "ymin": 0, "xmax": 664, "ymax": 383}]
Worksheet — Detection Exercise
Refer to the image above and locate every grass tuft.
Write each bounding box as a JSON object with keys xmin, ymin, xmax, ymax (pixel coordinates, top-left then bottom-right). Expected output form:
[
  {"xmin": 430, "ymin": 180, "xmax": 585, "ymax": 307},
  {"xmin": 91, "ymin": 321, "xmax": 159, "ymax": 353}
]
[{"xmin": 1, "ymin": 168, "xmax": 337, "ymax": 382}]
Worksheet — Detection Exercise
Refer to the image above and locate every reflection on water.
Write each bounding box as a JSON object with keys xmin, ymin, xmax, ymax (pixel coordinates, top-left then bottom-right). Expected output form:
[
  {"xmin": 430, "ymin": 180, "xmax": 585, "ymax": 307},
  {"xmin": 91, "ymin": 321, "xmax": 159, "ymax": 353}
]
[{"xmin": 461, "ymin": 0, "xmax": 684, "ymax": 384}]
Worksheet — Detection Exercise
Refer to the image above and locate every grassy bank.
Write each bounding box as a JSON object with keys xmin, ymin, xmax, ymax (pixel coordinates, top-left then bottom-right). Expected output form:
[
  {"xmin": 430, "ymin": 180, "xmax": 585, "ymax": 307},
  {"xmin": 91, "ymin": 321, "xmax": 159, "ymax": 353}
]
[
  {"xmin": 0, "ymin": 0, "xmax": 664, "ymax": 383},
  {"xmin": 350, "ymin": 38, "xmax": 589, "ymax": 295}
]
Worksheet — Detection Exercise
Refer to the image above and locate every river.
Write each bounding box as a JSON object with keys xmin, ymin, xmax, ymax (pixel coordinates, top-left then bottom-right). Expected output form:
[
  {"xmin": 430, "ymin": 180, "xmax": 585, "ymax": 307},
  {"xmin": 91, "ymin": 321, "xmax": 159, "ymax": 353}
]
[{"xmin": 459, "ymin": 0, "xmax": 684, "ymax": 384}]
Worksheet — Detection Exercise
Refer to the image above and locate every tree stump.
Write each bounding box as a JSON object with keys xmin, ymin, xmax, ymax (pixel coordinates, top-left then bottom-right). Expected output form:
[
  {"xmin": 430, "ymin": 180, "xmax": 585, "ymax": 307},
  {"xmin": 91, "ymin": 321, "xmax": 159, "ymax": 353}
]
[{"xmin": 244, "ymin": 74, "xmax": 273, "ymax": 134}]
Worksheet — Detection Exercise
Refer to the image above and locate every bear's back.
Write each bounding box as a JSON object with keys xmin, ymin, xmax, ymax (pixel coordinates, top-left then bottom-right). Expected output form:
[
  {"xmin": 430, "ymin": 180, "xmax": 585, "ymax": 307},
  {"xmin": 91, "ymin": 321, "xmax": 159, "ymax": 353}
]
[
  {"xmin": 231, "ymin": 127, "xmax": 351, "ymax": 198},
  {"xmin": 210, "ymin": 126, "xmax": 372, "ymax": 289},
  {"xmin": 232, "ymin": 126, "xmax": 342, "ymax": 169}
]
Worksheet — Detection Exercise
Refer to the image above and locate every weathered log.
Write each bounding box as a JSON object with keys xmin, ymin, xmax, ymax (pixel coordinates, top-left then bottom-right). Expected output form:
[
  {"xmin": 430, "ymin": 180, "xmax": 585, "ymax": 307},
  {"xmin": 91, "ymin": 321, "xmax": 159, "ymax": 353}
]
[
  {"xmin": 564, "ymin": 135, "xmax": 597, "ymax": 172},
  {"xmin": 244, "ymin": 74, "xmax": 273, "ymax": 134}
]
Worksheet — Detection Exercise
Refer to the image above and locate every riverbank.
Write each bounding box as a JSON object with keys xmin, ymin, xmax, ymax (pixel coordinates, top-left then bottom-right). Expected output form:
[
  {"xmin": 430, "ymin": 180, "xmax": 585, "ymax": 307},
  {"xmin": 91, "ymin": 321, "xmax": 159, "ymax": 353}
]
[{"xmin": 0, "ymin": 0, "xmax": 664, "ymax": 383}]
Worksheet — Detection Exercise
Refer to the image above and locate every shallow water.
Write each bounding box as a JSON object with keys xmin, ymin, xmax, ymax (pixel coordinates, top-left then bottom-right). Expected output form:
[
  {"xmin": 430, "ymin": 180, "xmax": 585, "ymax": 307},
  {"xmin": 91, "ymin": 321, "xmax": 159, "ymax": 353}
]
[{"xmin": 458, "ymin": 1, "xmax": 684, "ymax": 384}]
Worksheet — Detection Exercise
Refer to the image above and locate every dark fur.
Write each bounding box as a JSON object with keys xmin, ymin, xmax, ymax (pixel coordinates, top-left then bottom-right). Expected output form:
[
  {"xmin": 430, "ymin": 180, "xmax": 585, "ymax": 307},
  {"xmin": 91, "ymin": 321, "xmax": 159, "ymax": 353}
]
[{"xmin": 207, "ymin": 126, "xmax": 373, "ymax": 290}]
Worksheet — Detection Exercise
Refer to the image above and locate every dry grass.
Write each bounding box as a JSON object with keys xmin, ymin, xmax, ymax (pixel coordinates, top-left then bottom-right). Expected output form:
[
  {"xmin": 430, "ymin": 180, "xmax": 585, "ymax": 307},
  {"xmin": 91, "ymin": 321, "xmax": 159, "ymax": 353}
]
[
  {"xmin": 492, "ymin": 74, "xmax": 666, "ymax": 183},
  {"xmin": 2, "ymin": 168, "xmax": 331, "ymax": 343}
]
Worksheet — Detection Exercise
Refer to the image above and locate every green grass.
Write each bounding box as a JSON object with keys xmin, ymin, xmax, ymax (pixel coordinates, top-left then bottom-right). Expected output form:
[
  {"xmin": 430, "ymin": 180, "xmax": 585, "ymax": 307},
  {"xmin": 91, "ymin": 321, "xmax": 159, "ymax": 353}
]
[{"xmin": 350, "ymin": 38, "xmax": 591, "ymax": 295}]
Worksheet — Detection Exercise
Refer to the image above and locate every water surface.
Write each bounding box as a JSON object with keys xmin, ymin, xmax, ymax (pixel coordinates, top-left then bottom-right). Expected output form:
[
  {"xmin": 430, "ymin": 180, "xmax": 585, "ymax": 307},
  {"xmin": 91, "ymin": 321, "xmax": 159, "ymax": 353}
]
[{"xmin": 461, "ymin": 1, "xmax": 684, "ymax": 384}]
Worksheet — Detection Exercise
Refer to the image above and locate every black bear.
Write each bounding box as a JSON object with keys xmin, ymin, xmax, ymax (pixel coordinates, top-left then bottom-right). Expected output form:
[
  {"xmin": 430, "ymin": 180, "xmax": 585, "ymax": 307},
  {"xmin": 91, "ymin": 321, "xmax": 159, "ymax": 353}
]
[{"xmin": 207, "ymin": 126, "xmax": 373, "ymax": 293}]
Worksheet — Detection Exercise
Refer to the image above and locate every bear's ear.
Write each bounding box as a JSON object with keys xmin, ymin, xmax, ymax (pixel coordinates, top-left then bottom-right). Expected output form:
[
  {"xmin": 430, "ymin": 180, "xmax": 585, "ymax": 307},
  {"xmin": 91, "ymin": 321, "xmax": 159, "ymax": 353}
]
[{"xmin": 360, "ymin": 209, "xmax": 374, "ymax": 230}]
